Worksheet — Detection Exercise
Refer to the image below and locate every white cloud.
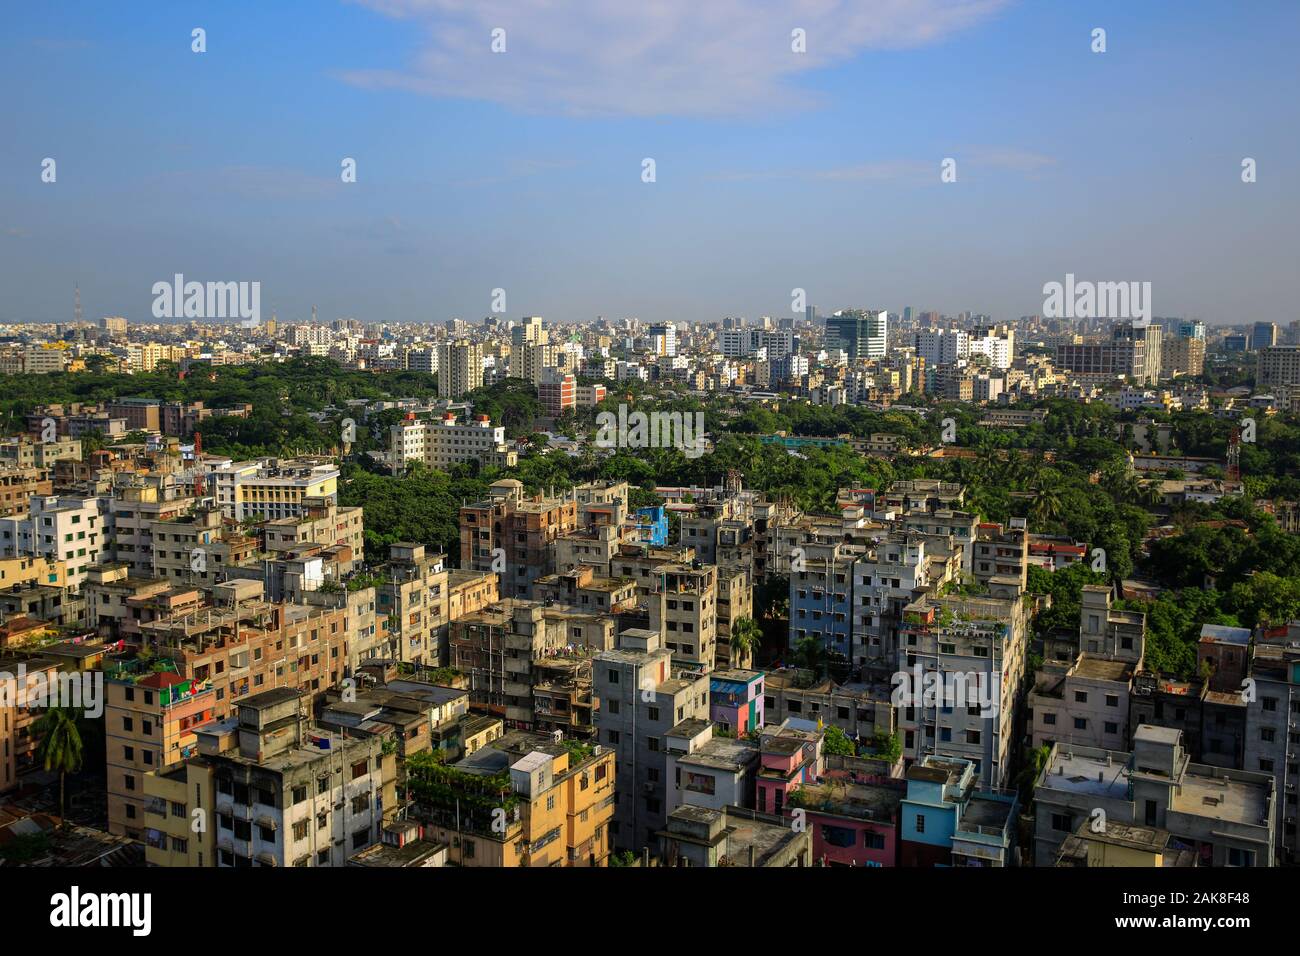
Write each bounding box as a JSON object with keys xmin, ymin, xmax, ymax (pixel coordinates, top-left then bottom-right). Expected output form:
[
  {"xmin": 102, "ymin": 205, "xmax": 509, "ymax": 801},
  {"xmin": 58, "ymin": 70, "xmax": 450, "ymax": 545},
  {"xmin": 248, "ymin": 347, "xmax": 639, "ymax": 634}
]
[{"xmin": 343, "ymin": 0, "xmax": 1011, "ymax": 117}]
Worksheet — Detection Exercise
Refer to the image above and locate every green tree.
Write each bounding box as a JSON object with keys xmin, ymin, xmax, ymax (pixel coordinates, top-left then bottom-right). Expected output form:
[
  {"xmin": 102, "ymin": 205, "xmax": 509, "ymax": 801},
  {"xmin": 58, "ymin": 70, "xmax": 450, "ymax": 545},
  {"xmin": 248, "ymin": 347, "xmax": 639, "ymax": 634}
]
[
  {"xmin": 822, "ymin": 724, "xmax": 856, "ymax": 757},
  {"xmin": 729, "ymin": 616, "xmax": 763, "ymax": 664},
  {"xmin": 35, "ymin": 707, "xmax": 84, "ymax": 823}
]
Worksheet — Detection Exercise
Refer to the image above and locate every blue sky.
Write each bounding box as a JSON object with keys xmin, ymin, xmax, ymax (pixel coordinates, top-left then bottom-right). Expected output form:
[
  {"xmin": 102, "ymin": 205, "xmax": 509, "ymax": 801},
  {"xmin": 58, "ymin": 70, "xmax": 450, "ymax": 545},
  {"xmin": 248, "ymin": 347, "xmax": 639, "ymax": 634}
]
[{"xmin": 2, "ymin": 0, "xmax": 1297, "ymax": 326}]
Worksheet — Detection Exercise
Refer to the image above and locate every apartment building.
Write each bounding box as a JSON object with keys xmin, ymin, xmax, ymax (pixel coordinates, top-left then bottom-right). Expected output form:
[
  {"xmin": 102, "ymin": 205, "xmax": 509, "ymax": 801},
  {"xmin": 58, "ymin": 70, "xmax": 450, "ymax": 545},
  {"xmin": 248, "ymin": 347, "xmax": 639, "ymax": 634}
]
[
  {"xmin": 533, "ymin": 564, "xmax": 637, "ymax": 615},
  {"xmin": 899, "ymin": 755, "xmax": 1019, "ymax": 867},
  {"xmin": 1029, "ymin": 586, "xmax": 1145, "ymax": 752},
  {"xmin": 1257, "ymin": 346, "xmax": 1300, "ymax": 391},
  {"xmin": 0, "ymin": 655, "xmax": 59, "ymax": 794},
  {"xmin": 111, "ymin": 474, "xmax": 197, "ymax": 576},
  {"xmin": 594, "ymin": 629, "xmax": 710, "ymax": 851},
  {"xmin": 372, "ymin": 543, "xmax": 449, "ymax": 667},
  {"xmin": 896, "ymin": 593, "xmax": 1029, "ymax": 789},
  {"xmin": 262, "ymin": 497, "xmax": 364, "ymax": 558},
  {"xmin": 1243, "ymin": 628, "xmax": 1300, "ymax": 864},
  {"xmin": 664, "ymin": 721, "xmax": 759, "ymax": 814},
  {"xmin": 207, "ymin": 457, "xmax": 339, "ymax": 522},
  {"xmin": 714, "ymin": 565, "xmax": 753, "ymax": 670},
  {"xmin": 437, "ymin": 340, "xmax": 483, "ymax": 399},
  {"xmin": 191, "ymin": 689, "xmax": 396, "ymax": 867},
  {"xmin": 851, "ymin": 533, "xmax": 931, "ymax": 669},
  {"xmin": 382, "ymin": 412, "xmax": 516, "ymax": 474},
  {"xmin": 0, "ymin": 493, "xmax": 109, "ymax": 592},
  {"xmin": 150, "ymin": 506, "xmax": 259, "ymax": 587},
  {"xmin": 1162, "ymin": 334, "xmax": 1206, "ymax": 377},
  {"xmin": 106, "ymin": 670, "xmax": 219, "ymax": 839},
  {"xmin": 451, "ymin": 599, "xmax": 614, "ymax": 728},
  {"xmin": 647, "ymin": 562, "xmax": 718, "ymax": 674},
  {"xmin": 970, "ymin": 519, "xmax": 1028, "ymax": 596},
  {"xmin": 0, "ymin": 436, "xmax": 82, "ymax": 470},
  {"xmin": 103, "ymin": 581, "xmax": 356, "ymax": 836},
  {"xmin": 459, "ymin": 480, "xmax": 578, "ymax": 599},
  {"xmin": 0, "ymin": 465, "xmax": 52, "ymax": 517},
  {"xmin": 789, "ymin": 543, "xmax": 857, "ymax": 672},
  {"xmin": 658, "ymin": 804, "xmax": 811, "ymax": 867},
  {"xmin": 414, "ymin": 729, "xmax": 615, "ymax": 867},
  {"xmin": 1032, "ymin": 725, "xmax": 1275, "ymax": 867}
]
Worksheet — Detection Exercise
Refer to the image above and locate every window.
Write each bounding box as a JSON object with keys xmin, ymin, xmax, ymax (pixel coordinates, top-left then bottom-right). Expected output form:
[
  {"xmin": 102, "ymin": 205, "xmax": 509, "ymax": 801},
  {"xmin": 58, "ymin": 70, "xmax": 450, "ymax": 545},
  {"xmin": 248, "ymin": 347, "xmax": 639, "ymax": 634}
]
[
  {"xmin": 293, "ymin": 820, "xmax": 309, "ymax": 841},
  {"xmin": 821, "ymin": 824, "xmax": 857, "ymax": 848},
  {"xmin": 1074, "ymin": 691, "xmax": 1088, "ymax": 704},
  {"xmin": 914, "ymin": 814, "xmax": 925, "ymax": 834},
  {"xmin": 1051, "ymin": 813, "xmax": 1072, "ymax": 832}
]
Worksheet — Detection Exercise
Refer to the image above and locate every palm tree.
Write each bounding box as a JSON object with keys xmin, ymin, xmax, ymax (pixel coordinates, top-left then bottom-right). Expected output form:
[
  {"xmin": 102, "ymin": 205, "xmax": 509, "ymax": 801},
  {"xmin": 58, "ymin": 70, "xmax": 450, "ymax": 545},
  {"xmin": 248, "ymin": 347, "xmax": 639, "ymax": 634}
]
[
  {"xmin": 1030, "ymin": 484, "xmax": 1064, "ymax": 528},
  {"xmin": 729, "ymin": 616, "xmax": 763, "ymax": 667},
  {"xmin": 35, "ymin": 707, "xmax": 84, "ymax": 824}
]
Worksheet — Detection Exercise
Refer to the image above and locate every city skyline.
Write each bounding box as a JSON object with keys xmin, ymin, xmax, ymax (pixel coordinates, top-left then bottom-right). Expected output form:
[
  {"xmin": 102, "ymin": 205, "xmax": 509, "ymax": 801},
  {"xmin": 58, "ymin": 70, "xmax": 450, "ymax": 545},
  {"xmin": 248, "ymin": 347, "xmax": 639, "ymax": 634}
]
[{"xmin": 2, "ymin": 1, "xmax": 1298, "ymax": 326}]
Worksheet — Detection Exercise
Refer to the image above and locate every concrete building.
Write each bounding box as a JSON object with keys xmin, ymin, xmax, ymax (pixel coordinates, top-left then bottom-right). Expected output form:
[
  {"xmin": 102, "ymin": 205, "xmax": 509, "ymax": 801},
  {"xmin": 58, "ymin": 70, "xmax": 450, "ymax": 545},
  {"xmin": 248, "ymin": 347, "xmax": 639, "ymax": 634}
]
[
  {"xmin": 192, "ymin": 688, "xmax": 396, "ymax": 867},
  {"xmin": 1243, "ymin": 628, "xmax": 1300, "ymax": 864},
  {"xmin": 664, "ymin": 720, "xmax": 759, "ymax": 814},
  {"xmin": 459, "ymin": 480, "xmax": 578, "ymax": 599},
  {"xmin": 647, "ymin": 562, "xmax": 718, "ymax": 674},
  {"xmin": 0, "ymin": 493, "xmax": 109, "ymax": 592},
  {"xmin": 382, "ymin": 412, "xmax": 516, "ymax": 474},
  {"xmin": 658, "ymin": 805, "xmax": 810, "ymax": 867},
  {"xmin": 896, "ymin": 593, "xmax": 1030, "ymax": 789},
  {"xmin": 207, "ymin": 457, "xmax": 339, "ymax": 522},
  {"xmin": 413, "ymin": 729, "xmax": 616, "ymax": 867},
  {"xmin": 437, "ymin": 340, "xmax": 483, "ymax": 399},
  {"xmin": 1257, "ymin": 346, "xmax": 1300, "ymax": 392},
  {"xmin": 1032, "ymin": 725, "xmax": 1275, "ymax": 867},
  {"xmin": 594, "ymin": 629, "xmax": 710, "ymax": 851}
]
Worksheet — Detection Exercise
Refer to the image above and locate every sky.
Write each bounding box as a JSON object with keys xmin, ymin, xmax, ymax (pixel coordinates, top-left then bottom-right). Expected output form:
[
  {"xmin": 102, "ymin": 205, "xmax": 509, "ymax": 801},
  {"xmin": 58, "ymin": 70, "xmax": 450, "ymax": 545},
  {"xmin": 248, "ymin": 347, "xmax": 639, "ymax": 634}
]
[{"xmin": 1, "ymin": 0, "xmax": 1298, "ymax": 327}]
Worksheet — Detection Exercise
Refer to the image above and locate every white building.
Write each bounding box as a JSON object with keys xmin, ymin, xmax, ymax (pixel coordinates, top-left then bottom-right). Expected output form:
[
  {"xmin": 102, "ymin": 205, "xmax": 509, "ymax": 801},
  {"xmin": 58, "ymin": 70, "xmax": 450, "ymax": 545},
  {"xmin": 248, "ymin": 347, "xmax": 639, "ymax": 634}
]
[
  {"xmin": 0, "ymin": 494, "xmax": 110, "ymax": 591},
  {"xmin": 383, "ymin": 413, "xmax": 517, "ymax": 474}
]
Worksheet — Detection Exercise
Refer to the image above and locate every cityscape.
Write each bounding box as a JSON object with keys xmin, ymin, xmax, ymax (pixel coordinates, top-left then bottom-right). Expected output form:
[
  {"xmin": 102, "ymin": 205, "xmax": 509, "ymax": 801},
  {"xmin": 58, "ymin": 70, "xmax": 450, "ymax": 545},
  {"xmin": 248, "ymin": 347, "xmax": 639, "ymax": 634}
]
[{"xmin": 2, "ymin": 0, "xmax": 1297, "ymax": 937}]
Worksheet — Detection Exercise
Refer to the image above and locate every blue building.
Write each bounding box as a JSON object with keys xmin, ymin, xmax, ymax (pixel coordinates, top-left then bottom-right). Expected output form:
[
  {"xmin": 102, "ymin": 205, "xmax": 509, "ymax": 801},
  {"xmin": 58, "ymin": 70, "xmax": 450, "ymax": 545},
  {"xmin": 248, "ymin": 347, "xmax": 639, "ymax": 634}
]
[
  {"xmin": 632, "ymin": 505, "xmax": 669, "ymax": 547},
  {"xmin": 899, "ymin": 756, "xmax": 1019, "ymax": 866}
]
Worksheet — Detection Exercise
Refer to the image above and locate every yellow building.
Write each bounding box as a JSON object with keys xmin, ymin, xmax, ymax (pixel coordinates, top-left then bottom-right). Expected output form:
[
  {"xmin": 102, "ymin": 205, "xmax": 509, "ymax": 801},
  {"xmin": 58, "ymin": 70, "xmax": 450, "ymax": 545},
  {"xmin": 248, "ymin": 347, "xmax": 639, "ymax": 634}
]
[
  {"xmin": 142, "ymin": 760, "xmax": 215, "ymax": 866},
  {"xmin": 415, "ymin": 731, "xmax": 615, "ymax": 867},
  {"xmin": 1056, "ymin": 820, "xmax": 1195, "ymax": 867},
  {"xmin": 0, "ymin": 556, "xmax": 67, "ymax": 590}
]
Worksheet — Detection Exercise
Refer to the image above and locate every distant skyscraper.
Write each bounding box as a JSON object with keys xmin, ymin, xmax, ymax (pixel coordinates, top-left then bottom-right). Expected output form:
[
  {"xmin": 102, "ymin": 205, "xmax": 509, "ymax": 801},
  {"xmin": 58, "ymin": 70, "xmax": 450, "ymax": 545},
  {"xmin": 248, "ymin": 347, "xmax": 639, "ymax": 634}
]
[
  {"xmin": 647, "ymin": 322, "xmax": 677, "ymax": 357},
  {"xmin": 825, "ymin": 310, "xmax": 887, "ymax": 361},
  {"xmin": 438, "ymin": 340, "xmax": 483, "ymax": 399},
  {"xmin": 1252, "ymin": 321, "xmax": 1277, "ymax": 350}
]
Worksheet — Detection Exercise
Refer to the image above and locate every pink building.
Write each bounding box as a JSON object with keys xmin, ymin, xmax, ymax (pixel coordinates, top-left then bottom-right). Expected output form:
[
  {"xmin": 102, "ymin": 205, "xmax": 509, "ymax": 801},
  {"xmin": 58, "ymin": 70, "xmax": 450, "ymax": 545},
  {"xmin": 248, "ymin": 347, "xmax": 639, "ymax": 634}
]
[
  {"xmin": 755, "ymin": 722, "xmax": 822, "ymax": 817},
  {"xmin": 787, "ymin": 777, "xmax": 904, "ymax": 866}
]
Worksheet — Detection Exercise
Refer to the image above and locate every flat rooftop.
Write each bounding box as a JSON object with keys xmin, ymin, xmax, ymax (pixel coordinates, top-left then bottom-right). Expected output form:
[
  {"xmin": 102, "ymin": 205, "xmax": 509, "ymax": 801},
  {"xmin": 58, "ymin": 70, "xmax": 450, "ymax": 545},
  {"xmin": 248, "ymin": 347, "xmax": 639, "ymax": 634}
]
[
  {"xmin": 1074, "ymin": 657, "xmax": 1135, "ymax": 682},
  {"xmin": 1040, "ymin": 749, "xmax": 1130, "ymax": 801},
  {"xmin": 1171, "ymin": 770, "xmax": 1270, "ymax": 828}
]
